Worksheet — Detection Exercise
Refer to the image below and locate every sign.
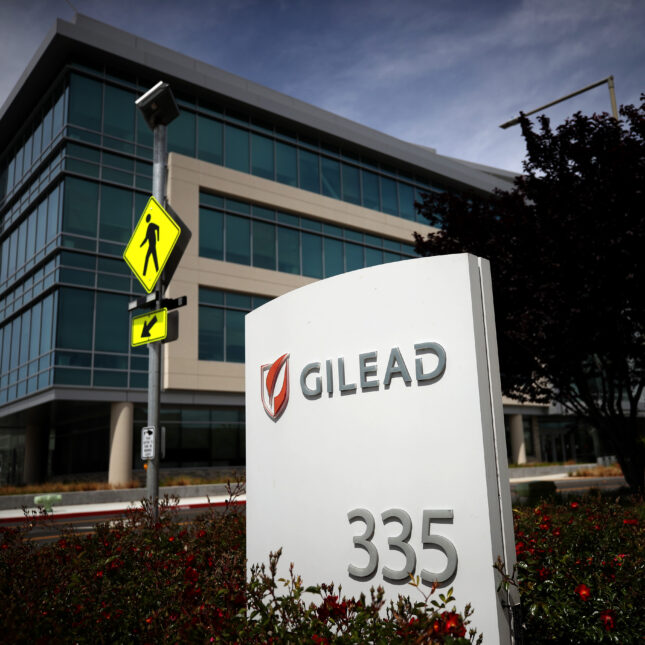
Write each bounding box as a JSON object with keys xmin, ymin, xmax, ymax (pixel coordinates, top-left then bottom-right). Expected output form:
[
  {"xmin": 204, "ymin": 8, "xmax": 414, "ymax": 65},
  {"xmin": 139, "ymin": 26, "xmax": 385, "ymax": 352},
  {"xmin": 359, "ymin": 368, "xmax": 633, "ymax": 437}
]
[
  {"xmin": 141, "ymin": 426, "xmax": 155, "ymax": 460},
  {"xmin": 245, "ymin": 254, "xmax": 517, "ymax": 643},
  {"xmin": 123, "ymin": 196, "xmax": 181, "ymax": 293},
  {"xmin": 131, "ymin": 308, "xmax": 168, "ymax": 346}
]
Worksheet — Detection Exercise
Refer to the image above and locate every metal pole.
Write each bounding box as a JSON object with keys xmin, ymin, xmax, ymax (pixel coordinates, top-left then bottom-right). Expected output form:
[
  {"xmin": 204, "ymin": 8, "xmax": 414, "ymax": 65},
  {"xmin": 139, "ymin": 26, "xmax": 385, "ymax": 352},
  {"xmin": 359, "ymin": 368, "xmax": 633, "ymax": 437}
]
[
  {"xmin": 146, "ymin": 123, "xmax": 167, "ymax": 519},
  {"xmin": 500, "ymin": 76, "xmax": 618, "ymax": 129}
]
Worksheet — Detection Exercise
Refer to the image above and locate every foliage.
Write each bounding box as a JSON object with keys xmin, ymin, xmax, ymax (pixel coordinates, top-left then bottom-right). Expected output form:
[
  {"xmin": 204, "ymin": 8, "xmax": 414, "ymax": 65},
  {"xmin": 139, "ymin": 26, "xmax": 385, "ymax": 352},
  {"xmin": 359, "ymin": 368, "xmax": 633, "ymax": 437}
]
[
  {"xmin": 414, "ymin": 97, "xmax": 645, "ymax": 492},
  {"xmin": 0, "ymin": 495, "xmax": 479, "ymax": 644},
  {"xmin": 498, "ymin": 495, "xmax": 645, "ymax": 643}
]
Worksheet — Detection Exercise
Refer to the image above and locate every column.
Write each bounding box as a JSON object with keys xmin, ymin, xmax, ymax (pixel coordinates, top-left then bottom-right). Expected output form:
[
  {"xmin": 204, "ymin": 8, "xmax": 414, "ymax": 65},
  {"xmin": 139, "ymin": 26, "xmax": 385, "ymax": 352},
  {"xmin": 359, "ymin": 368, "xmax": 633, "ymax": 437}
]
[
  {"xmin": 510, "ymin": 413, "xmax": 527, "ymax": 465},
  {"xmin": 532, "ymin": 416, "xmax": 542, "ymax": 461},
  {"xmin": 108, "ymin": 402, "xmax": 133, "ymax": 485}
]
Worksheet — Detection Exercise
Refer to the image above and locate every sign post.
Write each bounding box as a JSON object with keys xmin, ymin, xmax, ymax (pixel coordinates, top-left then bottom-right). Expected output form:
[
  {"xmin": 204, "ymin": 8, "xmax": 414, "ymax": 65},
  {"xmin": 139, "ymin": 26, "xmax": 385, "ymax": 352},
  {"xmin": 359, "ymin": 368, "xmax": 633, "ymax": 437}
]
[
  {"xmin": 131, "ymin": 82, "xmax": 180, "ymax": 520},
  {"xmin": 246, "ymin": 254, "xmax": 518, "ymax": 642}
]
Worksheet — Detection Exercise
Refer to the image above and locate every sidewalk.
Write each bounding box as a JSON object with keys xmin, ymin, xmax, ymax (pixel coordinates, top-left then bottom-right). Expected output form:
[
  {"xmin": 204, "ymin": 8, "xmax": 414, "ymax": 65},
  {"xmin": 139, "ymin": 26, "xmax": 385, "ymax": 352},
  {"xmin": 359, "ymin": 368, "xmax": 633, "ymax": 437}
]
[{"xmin": 0, "ymin": 483, "xmax": 246, "ymax": 523}]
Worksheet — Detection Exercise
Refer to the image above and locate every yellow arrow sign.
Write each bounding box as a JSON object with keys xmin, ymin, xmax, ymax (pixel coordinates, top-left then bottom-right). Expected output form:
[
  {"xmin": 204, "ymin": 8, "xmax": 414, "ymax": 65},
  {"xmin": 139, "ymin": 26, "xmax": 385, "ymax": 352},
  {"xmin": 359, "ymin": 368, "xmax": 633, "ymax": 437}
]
[
  {"xmin": 131, "ymin": 308, "xmax": 168, "ymax": 347},
  {"xmin": 123, "ymin": 197, "xmax": 181, "ymax": 293}
]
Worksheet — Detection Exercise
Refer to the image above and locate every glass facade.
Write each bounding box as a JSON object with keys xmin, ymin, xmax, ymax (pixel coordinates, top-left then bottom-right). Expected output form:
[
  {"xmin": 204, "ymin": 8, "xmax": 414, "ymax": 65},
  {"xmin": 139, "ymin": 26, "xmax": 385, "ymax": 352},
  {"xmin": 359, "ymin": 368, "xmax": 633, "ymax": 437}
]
[
  {"xmin": 199, "ymin": 287, "xmax": 270, "ymax": 362},
  {"xmin": 199, "ymin": 191, "xmax": 416, "ymax": 278},
  {"xmin": 0, "ymin": 59, "xmax": 446, "ymax": 481},
  {"xmin": 134, "ymin": 405, "xmax": 245, "ymax": 467}
]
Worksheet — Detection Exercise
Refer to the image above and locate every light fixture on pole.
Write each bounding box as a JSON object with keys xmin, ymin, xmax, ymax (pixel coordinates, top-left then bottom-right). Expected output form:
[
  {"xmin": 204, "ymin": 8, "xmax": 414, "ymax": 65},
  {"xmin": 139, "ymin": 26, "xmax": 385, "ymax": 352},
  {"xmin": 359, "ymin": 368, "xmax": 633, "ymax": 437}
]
[{"xmin": 499, "ymin": 75, "xmax": 618, "ymax": 129}]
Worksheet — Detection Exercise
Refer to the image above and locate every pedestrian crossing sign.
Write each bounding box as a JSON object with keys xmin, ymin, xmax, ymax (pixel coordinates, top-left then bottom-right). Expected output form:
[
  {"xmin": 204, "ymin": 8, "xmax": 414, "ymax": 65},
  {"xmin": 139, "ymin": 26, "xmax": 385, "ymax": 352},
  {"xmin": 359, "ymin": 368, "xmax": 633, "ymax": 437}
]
[{"xmin": 123, "ymin": 196, "xmax": 181, "ymax": 293}]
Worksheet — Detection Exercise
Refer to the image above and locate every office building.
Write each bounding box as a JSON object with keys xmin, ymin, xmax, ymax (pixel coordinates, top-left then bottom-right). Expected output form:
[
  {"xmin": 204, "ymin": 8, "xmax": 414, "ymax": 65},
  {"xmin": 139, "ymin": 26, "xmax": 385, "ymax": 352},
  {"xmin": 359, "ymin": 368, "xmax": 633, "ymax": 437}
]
[{"xmin": 0, "ymin": 15, "xmax": 600, "ymax": 484}]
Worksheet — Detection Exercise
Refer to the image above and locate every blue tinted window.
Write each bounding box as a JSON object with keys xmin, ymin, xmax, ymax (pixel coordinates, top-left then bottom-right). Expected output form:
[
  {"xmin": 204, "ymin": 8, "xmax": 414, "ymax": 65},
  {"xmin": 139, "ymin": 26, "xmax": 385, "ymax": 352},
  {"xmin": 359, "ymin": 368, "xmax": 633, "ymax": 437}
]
[
  {"xmin": 226, "ymin": 310, "xmax": 245, "ymax": 362},
  {"xmin": 226, "ymin": 214, "xmax": 250, "ymax": 265},
  {"xmin": 365, "ymin": 246, "xmax": 383, "ymax": 267},
  {"xmin": 253, "ymin": 220, "xmax": 276, "ymax": 270},
  {"xmin": 324, "ymin": 238, "xmax": 343, "ymax": 277},
  {"xmin": 225, "ymin": 124, "xmax": 249, "ymax": 172},
  {"xmin": 68, "ymin": 74, "xmax": 102, "ymax": 132},
  {"xmin": 95, "ymin": 292, "xmax": 128, "ymax": 353},
  {"xmin": 57, "ymin": 288, "xmax": 93, "ymax": 350},
  {"xmin": 361, "ymin": 170, "xmax": 380, "ymax": 210},
  {"xmin": 321, "ymin": 157, "xmax": 340, "ymax": 199},
  {"xmin": 199, "ymin": 207, "xmax": 224, "ymax": 260},
  {"xmin": 398, "ymin": 182, "xmax": 416, "ymax": 220},
  {"xmin": 251, "ymin": 133, "xmax": 274, "ymax": 180},
  {"xmin": 278, "ymin": 227, "xmax": 299, "ymax": 274},
  {"xmin": 168, "ymin": 111, "xmax": 196, "ymax": 157},
  {"xmin": 381, "ymin": 177, "xmax": 398, "ymax": 215},
  {"xmin": 99, "ymin": 184, "xmax": 132, "ymax": 242},
  {"xmin": 302, "ymin": 232, "xmax": 322, "ymax": 278},
  {"xmin": 104, "ymin": 84, "xmax": 135, "ymax": 142},
  {"xmin": 276, "ymin": 142, "xmax": 297, "ymax": 186},
  {"xmin": 63, "ymin": 178, "xmax": 97, "ymax": 237},
  {"xmin": 346, "ymin": 242, "xmax": 364, "ymax": 271},
  {"xmin": 299, "ymin": 149, "xmax": 319, "ymax": 193},
  {"xmin": 199, "ymin": 306, "xmax": 224, "ymax": 360},
  {"xmin": 342, "ymin": 163, "xmax": 361, "ymax": 205},
  {"xmin": 198, "ymin": 115, "xmax": 223, "ymax": 164}
]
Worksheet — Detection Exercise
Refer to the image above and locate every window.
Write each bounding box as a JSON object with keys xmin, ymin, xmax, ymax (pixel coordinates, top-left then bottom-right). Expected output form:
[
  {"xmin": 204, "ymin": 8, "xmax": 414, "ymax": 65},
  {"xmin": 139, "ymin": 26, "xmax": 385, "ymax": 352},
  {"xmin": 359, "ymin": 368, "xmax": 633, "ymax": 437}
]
[
  {"xmin": 321, "ymin": 157, "xmax": 340, "ymax": 199},
  {"xmin": 342, "ymin": 163, "xmax": 361, "ymax": 205},
  {"xmin": 252, "ymin": 220, "xmax": 276, "ymax": 270},
  {"xmin": 94, "ymin": 292, "xmax": 129, "ymax": 353},
  {"xmin": 198, "ymin": 116, "xmax": 223, "ymax": 164},
  {"xmin": 63, "ymin": 177, "xmax": 98, "ymax": 238},
  {"xmin": 198, "ymin": 288, "xmax": 270, "ymax": 362},
  {"xmin": 251, "ymin": 133, "xmax": 274, "ymax": 180},
  {"xmin": 299, "ymin": 149, "xmax": 319, "ymax": 193},
  {"xmin": 198, "ymin": 191, "xmax": 416, "ymax": 279},
  {"xmin": 199, "ymin": 207, "xmax": 224, "ymax": 260},
  {"xmin": 68, "ymin": 74, "xmax": 102, "ymax": 132},
  {"xmin": 103, "ymin": 84, "xmax": 135, "ymax": 142},
  {"xmin": 168, "ymin": 111, "xmax": 196, "ymax": 157},
  {"xmin": 99, "ymin": 185, "xmax": 132, "ymax": 242},
  {"xmin": 225, "ymin": 124, "xmax": 249, "ymax": 172},
  {"xmin": 57, "ymin": 288, "xmax": 93, "ymax": 351},
  {"xmin": 276, "ymin": 141, "xmax": 297, "ymax": 186}
]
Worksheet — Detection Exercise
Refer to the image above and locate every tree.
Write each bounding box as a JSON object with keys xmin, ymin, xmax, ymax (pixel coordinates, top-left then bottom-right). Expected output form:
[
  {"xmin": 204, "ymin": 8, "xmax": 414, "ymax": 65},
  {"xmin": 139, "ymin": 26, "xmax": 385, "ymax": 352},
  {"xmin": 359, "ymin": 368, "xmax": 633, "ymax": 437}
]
[{"xmin": 414, "ymin": 97, "xmax": 645, "ymax": 492}]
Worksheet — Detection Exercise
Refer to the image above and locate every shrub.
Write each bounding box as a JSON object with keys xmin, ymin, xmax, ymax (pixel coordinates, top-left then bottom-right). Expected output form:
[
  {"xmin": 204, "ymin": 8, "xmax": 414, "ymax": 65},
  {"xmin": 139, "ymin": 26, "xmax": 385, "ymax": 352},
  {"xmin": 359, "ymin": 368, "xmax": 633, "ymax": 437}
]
[
  {"xmin": 500, "ymin": 495, "xmax": 644, "ymax": 643},
  {"xmin": 0, "ymin": 493, "xmax": 479, "ymax": 643}
]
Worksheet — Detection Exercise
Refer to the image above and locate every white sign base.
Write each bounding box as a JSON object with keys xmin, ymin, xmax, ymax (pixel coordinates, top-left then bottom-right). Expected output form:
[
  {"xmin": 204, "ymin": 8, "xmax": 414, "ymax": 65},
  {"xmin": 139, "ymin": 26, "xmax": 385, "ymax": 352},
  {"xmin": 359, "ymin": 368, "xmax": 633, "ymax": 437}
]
[{"xmin": 246, "ymin": 254, "xmax": 517, "ymax": 643}]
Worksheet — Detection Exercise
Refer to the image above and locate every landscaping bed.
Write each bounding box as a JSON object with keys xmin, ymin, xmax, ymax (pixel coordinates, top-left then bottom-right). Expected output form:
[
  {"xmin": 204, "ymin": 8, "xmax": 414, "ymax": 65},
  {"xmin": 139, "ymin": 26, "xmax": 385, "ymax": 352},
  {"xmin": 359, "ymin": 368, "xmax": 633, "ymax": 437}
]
[{"xmin": 1, "ymin": 491, "xmax": 642, "ymax": 643}]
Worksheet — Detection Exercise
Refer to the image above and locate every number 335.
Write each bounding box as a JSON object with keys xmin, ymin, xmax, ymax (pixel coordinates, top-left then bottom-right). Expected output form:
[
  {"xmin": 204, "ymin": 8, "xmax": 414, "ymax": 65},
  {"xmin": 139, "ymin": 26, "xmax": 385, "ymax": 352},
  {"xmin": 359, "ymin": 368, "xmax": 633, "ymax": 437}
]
[{"xmin": 347, "ymin": 508, "xmax": 458, "ymax": 583}]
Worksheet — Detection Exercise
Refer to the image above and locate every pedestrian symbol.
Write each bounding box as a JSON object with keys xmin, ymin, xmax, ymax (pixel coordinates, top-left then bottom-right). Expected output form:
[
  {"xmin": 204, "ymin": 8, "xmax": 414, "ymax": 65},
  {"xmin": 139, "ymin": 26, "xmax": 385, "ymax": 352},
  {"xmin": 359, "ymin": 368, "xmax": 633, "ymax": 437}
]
[
  {"xmin": 131, "ymin": 308, "xmax": 168, "ymax": 346},
  {"xmin": 124, "ymin": 197, "xmax": 181, "ymax": 293}
]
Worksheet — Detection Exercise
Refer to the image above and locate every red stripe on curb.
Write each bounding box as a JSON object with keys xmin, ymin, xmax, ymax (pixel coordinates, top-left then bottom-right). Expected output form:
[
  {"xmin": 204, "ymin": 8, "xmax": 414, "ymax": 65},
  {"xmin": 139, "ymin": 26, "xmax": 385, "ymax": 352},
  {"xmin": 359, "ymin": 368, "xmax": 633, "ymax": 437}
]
[{"xmin": 0, "ymin": 499, "xmax": 245, "ymax": 524}]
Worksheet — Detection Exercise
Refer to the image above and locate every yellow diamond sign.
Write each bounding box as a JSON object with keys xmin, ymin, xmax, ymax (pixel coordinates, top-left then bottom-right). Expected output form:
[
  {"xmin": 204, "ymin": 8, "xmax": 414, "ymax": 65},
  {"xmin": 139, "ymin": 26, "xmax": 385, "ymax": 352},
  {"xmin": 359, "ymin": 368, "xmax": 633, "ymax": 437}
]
[
  {"xmin": 124, "ymin": 196, "xmax": 181, "ymax": 293},
  {"xmin": 131, "ymin": 308, "xmax": 168, "ymax": 347}
]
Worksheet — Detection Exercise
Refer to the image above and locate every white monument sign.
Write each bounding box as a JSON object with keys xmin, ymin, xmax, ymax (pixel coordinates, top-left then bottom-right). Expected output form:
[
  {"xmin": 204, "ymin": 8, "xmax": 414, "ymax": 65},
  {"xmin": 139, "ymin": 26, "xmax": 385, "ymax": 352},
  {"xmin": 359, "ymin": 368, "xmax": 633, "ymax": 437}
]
[{"xmin": 246, "ymin": 254, "xmax": 517, "ymax": 643}]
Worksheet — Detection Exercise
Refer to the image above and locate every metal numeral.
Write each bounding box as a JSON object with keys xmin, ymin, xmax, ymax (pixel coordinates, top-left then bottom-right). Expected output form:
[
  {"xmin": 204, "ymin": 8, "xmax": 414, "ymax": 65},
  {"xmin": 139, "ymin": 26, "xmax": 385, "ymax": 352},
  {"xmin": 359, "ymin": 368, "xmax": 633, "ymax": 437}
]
[{"xmin": 347, "ymin": 508, "xmax": 457, "ymax": 583}]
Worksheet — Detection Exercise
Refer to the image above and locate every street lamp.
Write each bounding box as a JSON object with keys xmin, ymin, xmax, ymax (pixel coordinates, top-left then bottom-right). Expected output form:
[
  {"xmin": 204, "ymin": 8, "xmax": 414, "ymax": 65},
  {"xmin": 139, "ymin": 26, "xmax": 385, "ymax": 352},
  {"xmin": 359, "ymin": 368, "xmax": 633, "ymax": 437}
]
[
  {"xmin": 135, "ymin": 81, "xmax": 179, "ymax": 519},
  {"xmin": 499, "ymin": 75, "xmax": 618, "ymax": 129}
]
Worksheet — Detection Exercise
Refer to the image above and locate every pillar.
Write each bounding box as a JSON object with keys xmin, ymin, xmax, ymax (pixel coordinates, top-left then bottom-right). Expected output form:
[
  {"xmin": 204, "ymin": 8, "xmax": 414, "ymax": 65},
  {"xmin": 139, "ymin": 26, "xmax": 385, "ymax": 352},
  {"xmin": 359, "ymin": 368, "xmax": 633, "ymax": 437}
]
[
  {"xmin": 531, "ymin": 416, "xmax": 542, "ymax": 462},
  {"xmin": 510, "ymin": 413, "xmax": 527, "ymax": 465},
  {"xmin": 108, "ymin": 402, "xmax": 133, "ymax": 486},
  {"xmin": 23, "ymin": 424, "xmax": 48, "ymax": 484}
]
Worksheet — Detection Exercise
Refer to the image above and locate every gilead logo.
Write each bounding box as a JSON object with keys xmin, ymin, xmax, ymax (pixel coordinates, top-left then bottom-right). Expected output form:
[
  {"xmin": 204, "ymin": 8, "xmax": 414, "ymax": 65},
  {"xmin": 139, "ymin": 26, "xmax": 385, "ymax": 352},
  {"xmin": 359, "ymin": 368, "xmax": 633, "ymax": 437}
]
[
  {"xmin": 261, "ymin": 343, "xmax": 446, "ymax": 420},
  {"xmin": 261, "ymin": 353, "xmax": 290, "ymax": 420}
]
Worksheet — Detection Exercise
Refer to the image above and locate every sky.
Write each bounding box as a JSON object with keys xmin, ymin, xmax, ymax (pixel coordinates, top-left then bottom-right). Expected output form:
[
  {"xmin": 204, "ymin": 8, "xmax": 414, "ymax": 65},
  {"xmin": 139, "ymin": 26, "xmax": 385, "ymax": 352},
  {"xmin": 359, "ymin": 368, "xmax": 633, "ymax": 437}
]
[{"xmin": 0, "ymin": 0, "xmax": 643, "ymax": 173}]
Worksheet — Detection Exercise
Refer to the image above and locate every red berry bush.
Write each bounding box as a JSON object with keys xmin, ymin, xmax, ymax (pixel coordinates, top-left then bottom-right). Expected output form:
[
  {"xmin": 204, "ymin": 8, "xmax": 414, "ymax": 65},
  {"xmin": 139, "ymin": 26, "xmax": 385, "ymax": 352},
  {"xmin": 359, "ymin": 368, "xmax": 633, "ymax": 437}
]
[
  {"xmin": 1, "ymin": 491, "xmax": 642, "ymax": 643},
  {"xmin": 503, "ymin": 495, "xmax": 645, "ymax": 643},
  {"xmin": 0, "ymin": 493, "xmax": 480, "ymax": 644}
]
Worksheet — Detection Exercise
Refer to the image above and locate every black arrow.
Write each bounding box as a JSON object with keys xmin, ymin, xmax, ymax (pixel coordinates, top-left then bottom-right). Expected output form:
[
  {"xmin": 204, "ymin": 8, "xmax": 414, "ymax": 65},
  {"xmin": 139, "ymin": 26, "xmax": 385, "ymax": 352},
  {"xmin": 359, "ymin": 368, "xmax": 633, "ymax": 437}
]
[{"xmin": 141, "ymin": 315, "xmax": 158, "ymax": 338}]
